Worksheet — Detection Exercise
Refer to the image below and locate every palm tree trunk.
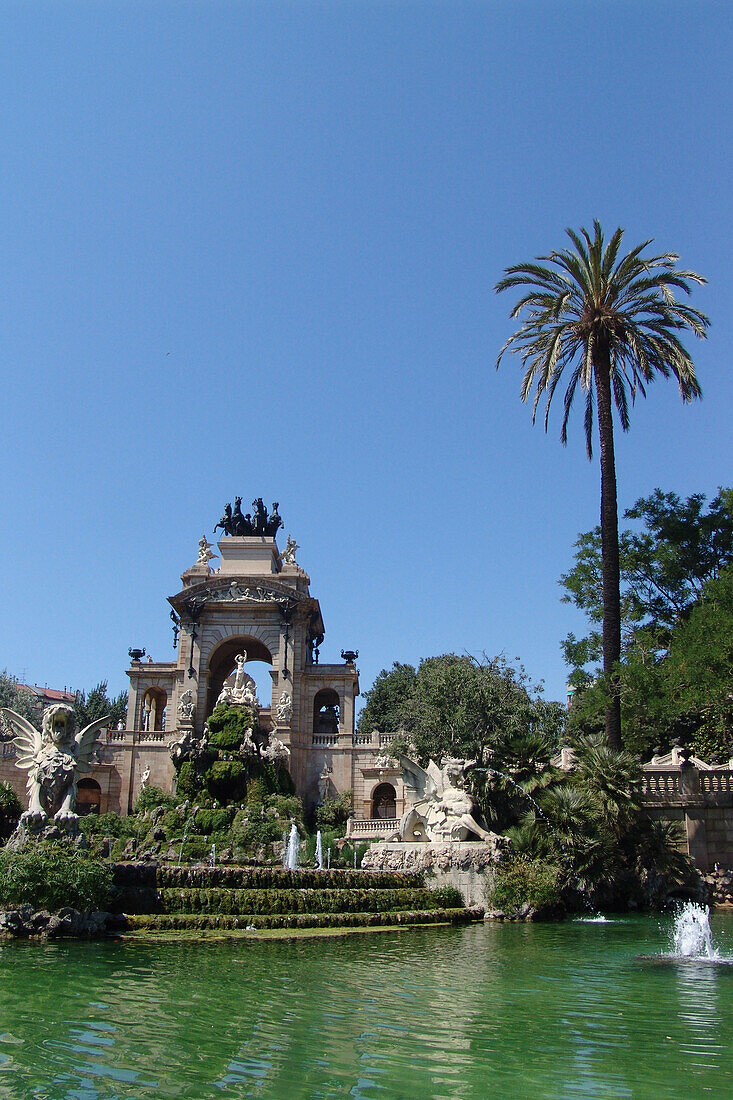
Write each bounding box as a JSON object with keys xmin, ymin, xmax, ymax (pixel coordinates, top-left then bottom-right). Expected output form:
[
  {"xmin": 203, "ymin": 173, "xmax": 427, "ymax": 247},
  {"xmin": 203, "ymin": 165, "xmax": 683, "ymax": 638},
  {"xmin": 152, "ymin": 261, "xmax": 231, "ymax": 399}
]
[{"xmin": 594, "ymin": 342, "xmax": 623, "ymax": 750}]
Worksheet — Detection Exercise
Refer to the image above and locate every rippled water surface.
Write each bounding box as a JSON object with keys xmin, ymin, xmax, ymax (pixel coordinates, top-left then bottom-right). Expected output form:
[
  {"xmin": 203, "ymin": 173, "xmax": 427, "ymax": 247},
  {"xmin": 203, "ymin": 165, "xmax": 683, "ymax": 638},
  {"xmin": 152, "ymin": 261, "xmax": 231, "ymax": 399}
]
[{"xmin": 2, "ymin": 914, "xmax": 733, "ymax": 1099}]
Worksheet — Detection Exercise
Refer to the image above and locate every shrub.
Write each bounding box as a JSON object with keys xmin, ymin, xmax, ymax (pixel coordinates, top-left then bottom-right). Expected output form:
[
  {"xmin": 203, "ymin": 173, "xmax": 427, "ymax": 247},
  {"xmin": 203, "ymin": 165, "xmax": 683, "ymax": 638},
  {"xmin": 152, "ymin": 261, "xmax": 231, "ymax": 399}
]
[
  {"xmin": 190, "ymin": 806, "xmax": 236, "ymax": 836},
  {"xmin": 0, "ymin": 844, "xmax": 114, "ymax": 910},
  {"xmin": 429, "ymin": 885, "xmax": 464, "ymax": 908},
  {"xmin": 489, "ymin": 857, "xmax": 563, "ymax": 916},
  {"xmin": 175, "ymin": 762, "xmax": 198, "ymax": 799},
  {"xmin": 0, "ymin": 782, "xmax": 21, "ymax": 841},
  {"xmin": 134, "ymin": 786, "xmax": 177, "ymax": 814},
  {"xmin": 245, "ymin": 777, "xmax": 269, "ymax": 807},
  {"xmin": 315, "ymin": 792, "xmax": 352, "ymax": 836},
  {"xmin": 78, "ymin": 812, "xmax": 137, "ymax": 839},
  {"xmin": 206, "ymin": 760, "xmax": 247, "ymax": 802},
  {"xmin": 207, "ymin": 703, "xmax": 258, "ymax": 750}
]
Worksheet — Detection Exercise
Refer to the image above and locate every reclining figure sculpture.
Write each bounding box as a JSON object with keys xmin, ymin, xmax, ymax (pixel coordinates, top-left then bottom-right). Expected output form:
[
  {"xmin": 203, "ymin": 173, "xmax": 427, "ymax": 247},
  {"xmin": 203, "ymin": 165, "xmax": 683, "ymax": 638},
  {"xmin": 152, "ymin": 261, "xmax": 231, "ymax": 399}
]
[{"xmin": 399, "ymin": 756, "xmax": 498, "ymax": 844}]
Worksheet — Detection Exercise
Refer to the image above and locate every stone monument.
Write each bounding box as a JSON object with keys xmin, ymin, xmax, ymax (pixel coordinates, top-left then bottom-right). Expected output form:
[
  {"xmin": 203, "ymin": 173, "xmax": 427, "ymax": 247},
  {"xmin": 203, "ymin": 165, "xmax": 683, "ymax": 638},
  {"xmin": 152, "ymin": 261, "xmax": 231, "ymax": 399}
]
[
  {"xmin": 1, "ymin": 703, "xmax": 108, "ymax": 846},
  {"xmin": 361, "ymin": 755, "xmax": 507, "ymax": 905}
]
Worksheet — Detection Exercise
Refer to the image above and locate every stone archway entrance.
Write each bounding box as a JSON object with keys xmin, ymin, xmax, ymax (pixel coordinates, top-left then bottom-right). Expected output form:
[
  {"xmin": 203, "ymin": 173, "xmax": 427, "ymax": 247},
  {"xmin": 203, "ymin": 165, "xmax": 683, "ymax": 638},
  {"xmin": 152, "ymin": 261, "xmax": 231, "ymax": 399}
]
[
  {"xmin": 371, "ymin": 782, "xmax": 397, "ymax": 819},
  {"xmin": 205, "ymin": 636, "xmax": 273, "ymax": 717},
  {"xmin": 77, "ymin": 778, "xmax": 102, "ymax": 816}
]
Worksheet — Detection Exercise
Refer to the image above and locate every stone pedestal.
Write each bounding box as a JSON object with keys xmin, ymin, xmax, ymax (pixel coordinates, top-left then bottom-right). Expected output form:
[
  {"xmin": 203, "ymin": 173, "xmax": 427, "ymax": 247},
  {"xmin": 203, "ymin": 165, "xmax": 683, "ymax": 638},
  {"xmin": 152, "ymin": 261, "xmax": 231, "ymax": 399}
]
[
  {"xmin": 217, "ymin": 537, "xmax": 281, "ymax": 576},
  {"xmin": 6, "ymin": 815, "xmax": 87, "ymax": 853},
  {"xmin": 361, "ymin": 840, "xmax": 508, "ymax": 907}
]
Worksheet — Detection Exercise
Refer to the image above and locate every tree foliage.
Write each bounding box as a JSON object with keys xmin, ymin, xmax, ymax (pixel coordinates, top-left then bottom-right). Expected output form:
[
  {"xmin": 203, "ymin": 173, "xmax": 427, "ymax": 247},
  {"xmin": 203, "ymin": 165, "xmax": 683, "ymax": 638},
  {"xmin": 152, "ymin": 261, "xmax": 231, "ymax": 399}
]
[
  {"xmin": 563, "ymin": 489, "xmax": 733, "ymax": 760},
  {"xmin": 562, "ymin": 488, "xmax": 733, "ymax": 664},
  {"xmin": 359, "ymin": 653, "xmax": 564, "ymax": 767},
  {"xmin": 496, "ymin": 734, "xmax": 694, "ymax": 912},
  {"xmin": 74, "ymin": 681, "xmax": 127, "ymax": 729},
  {"xmin": 0, "ymin": 782, "xmax": 21, "ymax": 841},
  {"xmin": 0, "ymin": 671, "xmax": 41, "ymax": 734},
  {"xmin": 497, "ymin": 222, "xmax": 709, "ymax": 750}
]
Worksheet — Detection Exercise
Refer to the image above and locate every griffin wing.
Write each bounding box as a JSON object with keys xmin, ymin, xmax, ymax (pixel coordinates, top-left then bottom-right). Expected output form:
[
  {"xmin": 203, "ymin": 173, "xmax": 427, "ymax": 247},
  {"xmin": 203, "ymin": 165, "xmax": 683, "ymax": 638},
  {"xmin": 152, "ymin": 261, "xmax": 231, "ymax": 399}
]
[
  {"xmin": 74, "ymin": 716, "xmax": 110, "ymax": 772},
  {"xmin": 1, "ymin": 708, "xmax": 42, "ymax": 770},
  {"xmin": 426, "ymin": 759, "xmax": 444, "ymax": 796},
  {"xmin": 399, "ymin": 755, "xmax": 438, "ymax": 801}
]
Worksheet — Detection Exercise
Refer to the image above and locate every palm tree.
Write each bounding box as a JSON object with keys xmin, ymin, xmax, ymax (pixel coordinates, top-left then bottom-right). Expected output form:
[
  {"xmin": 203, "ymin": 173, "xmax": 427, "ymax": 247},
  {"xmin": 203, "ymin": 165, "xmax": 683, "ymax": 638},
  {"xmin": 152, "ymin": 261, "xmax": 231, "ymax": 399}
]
[{"xmin": 496, "ymin": 222, "xmax": 709, "ymax": 749}]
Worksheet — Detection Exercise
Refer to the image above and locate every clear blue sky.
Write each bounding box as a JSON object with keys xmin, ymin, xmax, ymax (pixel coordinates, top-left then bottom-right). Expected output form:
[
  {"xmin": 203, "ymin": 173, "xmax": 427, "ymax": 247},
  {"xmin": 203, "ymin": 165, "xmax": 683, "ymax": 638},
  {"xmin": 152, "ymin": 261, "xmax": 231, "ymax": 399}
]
[{"xmin": 2, "ymin": 1, "xmax": 730, "ymax": 709}]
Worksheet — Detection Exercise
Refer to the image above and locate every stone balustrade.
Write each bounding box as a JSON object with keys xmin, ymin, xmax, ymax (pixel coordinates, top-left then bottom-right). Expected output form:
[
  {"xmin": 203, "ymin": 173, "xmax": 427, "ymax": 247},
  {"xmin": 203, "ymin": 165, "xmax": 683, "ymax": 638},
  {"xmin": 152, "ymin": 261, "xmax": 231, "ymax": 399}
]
[
  {"xmin": 311, "ymin": 733, "xmax": 339, "ymax": 747},
  {"xmin": 641, "ymin": 766, "xmax": 733, "ymax": 805},
  {"xmin": 642, "ymin": 771, "xmax": 684, "ymax": 799},
  {"xmin": 1, "ymin": 742, "xmax": 16, "ymax": 760},
  {"xmin": 347, "ymin": 817, "xmax": 399, "ymax": 838},
  {"xmin": 641, "ymin": 762, "xmax": 733, "ymax": 871},
  {"xmin": 701, "ymin": 772, "xmax": 733, "ymax": 795}
]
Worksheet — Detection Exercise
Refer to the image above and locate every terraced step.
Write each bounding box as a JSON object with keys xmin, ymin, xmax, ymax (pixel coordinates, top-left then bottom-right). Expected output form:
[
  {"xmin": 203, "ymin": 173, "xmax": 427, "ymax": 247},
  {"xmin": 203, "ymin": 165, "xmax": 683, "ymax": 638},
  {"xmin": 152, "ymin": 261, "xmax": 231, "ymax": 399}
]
[
  {"xmin": 123, "ymin": 907, "xmax": 481, "ymax": 932},
  {"xmin": 113, "ymin": 864, "xmax": 425, "ymax": 892},
  {"xmin": 156, "ymin": 867, "xmax": 425, "ymax": 891},
  {"xmin": 145, "ymin": 887, "xmax": 447, "ymax": 916}
]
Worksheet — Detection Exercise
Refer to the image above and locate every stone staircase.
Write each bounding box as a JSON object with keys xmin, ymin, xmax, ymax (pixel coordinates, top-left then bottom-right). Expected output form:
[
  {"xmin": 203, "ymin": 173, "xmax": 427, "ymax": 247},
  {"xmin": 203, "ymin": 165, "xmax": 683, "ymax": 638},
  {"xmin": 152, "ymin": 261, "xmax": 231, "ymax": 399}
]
[{"xmin": 112, "ymin": 863, "xmax": 479, "ymax": 932}]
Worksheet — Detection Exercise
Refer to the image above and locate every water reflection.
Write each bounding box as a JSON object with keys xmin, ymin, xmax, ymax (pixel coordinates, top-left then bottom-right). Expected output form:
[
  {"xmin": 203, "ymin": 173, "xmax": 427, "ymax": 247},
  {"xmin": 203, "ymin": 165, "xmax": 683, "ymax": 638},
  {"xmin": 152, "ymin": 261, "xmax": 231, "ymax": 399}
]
[{"xmin": 0, "ymin": 918, "xmax": 732, "ymax": 1098}]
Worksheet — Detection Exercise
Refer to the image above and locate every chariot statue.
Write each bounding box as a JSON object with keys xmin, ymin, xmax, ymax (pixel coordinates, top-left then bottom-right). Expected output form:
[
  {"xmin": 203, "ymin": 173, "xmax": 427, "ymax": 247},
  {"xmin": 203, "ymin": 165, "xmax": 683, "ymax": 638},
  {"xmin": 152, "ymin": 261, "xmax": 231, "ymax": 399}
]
[
  {"xmin": 1, "ymin": 703, "xmax": 109, "ymax": 826},
  {"xmin": 399, "ymin": 756, "xmax": 498, "ymax": 844}
]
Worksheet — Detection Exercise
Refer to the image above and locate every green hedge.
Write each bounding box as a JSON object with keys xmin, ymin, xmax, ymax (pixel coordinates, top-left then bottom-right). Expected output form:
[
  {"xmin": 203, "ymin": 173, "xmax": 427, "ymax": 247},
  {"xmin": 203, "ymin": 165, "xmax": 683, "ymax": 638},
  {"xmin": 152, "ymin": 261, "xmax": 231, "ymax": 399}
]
[
  {"xmin": 153, "ymin": 887, "xmax": 447, "ymax": 916},
  {"xmin": 125, "ymin": 907, "xmax": 478, "ymax": 932},
  {"xmin": 0, "ymin": 844, "xmax": 114, "ymax": 911},
  {"xmin": 155, "ymin": 866, "xmax": 425, "ymax": 891}
]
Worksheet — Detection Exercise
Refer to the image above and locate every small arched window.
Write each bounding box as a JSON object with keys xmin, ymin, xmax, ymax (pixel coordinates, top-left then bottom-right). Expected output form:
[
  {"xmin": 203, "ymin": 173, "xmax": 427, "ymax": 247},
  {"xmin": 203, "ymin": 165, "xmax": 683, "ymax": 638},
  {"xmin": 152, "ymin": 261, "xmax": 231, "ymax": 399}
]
[
  {"xmin": 371, "ymin": 783, "xmax": 397, "ymax": 819},
  {"xmin": 77, "ymin": 778, "xmax": 102, "ymax": 816}
]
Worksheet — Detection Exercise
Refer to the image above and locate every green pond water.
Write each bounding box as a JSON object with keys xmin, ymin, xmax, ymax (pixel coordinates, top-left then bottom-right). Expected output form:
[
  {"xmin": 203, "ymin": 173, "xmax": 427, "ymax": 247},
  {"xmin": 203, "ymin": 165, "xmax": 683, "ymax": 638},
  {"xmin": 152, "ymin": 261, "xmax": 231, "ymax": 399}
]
[{"xmin": 1, "ymin": 914, "xmax": 733, "ymax": 1099}]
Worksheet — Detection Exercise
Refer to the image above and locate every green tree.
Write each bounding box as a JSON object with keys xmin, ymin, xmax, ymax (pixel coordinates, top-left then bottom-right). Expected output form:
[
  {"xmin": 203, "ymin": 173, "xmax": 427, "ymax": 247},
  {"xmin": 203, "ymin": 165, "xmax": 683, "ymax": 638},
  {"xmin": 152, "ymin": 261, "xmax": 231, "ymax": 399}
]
[
  {"xmin": 563, "ymin": 493, "xmax": 733, "ymax": 760},
  {"xmin": 357, "ymin": 662, "xmax": 416, "ymax": 735},
  {"xmin": 0, "ymin": 671, "xmax": 41, "ymax": 732},
  {"xmin": 562, "ymin": 487, "xmax": 733, "ymax": 672},
  {"xmin": 0, "ymin": 782, "xmax": 21, "ymax": 841},
  {"xmin": 363, "ymin": 653, "xmax": 562, "ymax": 765},
  {"xmin": 497, "ymin": 222, "xmax": 709, "ymax": 749},
  {"xmin": 74, "ymin": 681, "xmax": 127, "ymax": 729}
]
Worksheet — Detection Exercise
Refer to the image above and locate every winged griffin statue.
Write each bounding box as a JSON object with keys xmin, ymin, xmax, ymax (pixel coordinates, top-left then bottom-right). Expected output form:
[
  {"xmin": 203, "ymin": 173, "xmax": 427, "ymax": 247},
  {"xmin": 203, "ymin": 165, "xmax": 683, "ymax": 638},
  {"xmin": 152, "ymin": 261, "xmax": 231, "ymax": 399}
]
[
  {"xmin": 399, "ymin": 756, "xmax": 498, "ymax": 844},
  {"xmin": 1, "ymin": 703, "xmax": 108, "ymax": 826}
]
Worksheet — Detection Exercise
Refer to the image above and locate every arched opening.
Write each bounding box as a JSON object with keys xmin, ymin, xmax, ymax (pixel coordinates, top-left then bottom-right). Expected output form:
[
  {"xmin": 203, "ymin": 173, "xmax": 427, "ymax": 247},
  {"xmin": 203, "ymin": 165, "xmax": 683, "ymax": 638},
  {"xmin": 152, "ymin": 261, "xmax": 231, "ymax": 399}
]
[
  {"xmin": 206, "ymin": 636, "xmax": 274, "ymax": 717},
  {"xmin": 371, "ymin": 782, "xmax": 397, "ymax": 819},
  {"xmin": 313, "ymin": 689, "xmax": 340, "ymax": 738},
  {"xmin": 141, "ymin": 687, "xmax": 167, "ymax": 731},
  {"xmin": 77, "ymin": 778, "xmax": 101, "ymax": 816}
]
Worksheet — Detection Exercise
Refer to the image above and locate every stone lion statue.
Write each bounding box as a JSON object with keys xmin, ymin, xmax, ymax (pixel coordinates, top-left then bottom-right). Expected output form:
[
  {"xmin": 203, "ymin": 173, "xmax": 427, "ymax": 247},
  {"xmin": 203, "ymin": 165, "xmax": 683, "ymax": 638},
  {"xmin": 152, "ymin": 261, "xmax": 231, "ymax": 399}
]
[
  {"xmin": 399, "ymin": 756, "xmax": 498, "ymax": 844},
  {"xmin": 1, "ymin": 703, "xmax": 108, "ymax": 825}
]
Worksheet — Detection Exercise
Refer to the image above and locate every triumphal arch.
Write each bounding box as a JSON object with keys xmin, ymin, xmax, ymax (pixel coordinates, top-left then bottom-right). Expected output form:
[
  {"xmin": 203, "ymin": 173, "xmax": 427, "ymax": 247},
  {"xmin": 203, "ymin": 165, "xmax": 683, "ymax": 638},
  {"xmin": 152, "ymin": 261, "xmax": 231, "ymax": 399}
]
[{"xmin": 98, "ymin": 497, "xmax": 404, "ymax": 816}]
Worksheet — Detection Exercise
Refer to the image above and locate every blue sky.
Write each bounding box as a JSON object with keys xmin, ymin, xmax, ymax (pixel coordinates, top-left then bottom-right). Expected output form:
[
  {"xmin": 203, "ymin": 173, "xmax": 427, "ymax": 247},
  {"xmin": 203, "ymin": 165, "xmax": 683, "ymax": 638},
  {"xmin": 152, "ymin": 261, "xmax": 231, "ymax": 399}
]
[{"xmin": 2, "ymin": 1, "xmax": 730, "ymax": 708}]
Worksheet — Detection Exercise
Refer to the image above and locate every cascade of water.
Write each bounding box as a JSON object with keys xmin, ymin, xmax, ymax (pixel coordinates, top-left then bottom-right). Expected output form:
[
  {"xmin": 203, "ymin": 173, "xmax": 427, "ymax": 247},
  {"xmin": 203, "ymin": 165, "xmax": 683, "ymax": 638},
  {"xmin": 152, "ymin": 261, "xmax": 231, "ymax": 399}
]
[
  {"xmin": 177, "ymin": 807, "xmax": 199, "ymax": 867},
  {"xmin": 315, "ymin": 830, "xmax": 324, "ymax": 870},
  {"xmin": 284, "ymin": 823, "xmax": 299, "ymax": 870},
  {"xmin": 671, "ymin": 903, "xmax": 718, "ymax": 959},
  {"xmin": 209, "ymin": 843, "xmax": 216, "ymax": 868}
]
